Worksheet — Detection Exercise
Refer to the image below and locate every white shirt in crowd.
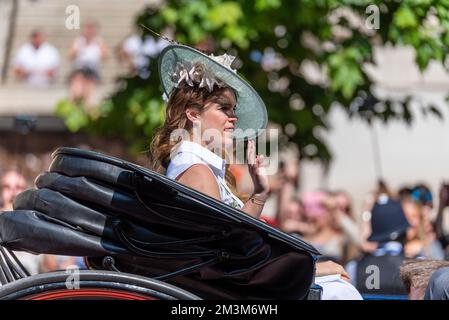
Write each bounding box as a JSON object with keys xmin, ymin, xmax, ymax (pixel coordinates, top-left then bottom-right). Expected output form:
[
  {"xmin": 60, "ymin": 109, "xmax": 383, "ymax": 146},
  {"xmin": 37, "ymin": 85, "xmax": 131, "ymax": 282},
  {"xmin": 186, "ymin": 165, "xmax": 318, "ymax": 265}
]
[
  {"xmin": 122, "ymin": 35, "xmax": 168, "ymax": 68},
  {"xmin": 72, "ymin": 36, "xmax": 104, "ymax": 71},
  {"xmin": 122, "ymin": 35, "xmax": 168, "ymax": 78},
  {"xmin": 14, "ymin": 42, "xmax": 60, "ymax": 86},
  {"xmin": 166, "ymin": 140, "xmax": 244, "ymax": 209},
  {"xmin": 13, "ymin": 251, "xmax": 41, "ymax": 275}
]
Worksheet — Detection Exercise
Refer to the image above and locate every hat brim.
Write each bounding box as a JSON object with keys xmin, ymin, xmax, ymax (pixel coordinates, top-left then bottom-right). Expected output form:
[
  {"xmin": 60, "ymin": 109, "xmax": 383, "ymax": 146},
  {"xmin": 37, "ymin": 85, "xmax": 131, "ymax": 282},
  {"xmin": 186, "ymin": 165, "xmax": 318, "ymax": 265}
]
[{"xmin": 158, "ymin": 45, "xmax": 268, "ymax": 141}]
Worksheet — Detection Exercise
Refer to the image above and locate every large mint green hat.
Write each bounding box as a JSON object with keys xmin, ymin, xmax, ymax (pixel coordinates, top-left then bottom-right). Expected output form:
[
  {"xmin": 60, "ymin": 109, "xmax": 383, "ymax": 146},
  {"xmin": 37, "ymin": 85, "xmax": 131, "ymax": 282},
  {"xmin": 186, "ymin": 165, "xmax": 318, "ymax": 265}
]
[{"xmin": 158, "ymin": 44, "xmax": 267, "ymax": 140}]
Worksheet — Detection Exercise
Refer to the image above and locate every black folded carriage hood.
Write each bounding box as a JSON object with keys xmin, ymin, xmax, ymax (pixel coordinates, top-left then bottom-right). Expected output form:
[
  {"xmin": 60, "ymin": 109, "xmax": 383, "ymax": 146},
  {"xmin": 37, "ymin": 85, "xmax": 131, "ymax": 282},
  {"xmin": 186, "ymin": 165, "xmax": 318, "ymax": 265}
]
[{"xmin": 0, "ymin": 147, "xmax": 319, "ymax": 299}]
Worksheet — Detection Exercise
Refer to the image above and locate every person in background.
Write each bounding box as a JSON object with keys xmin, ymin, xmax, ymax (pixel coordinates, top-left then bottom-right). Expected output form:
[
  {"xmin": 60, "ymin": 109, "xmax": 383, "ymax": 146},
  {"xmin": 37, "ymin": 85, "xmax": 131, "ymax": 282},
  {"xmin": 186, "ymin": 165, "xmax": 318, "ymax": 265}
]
[
  {"xmin": 400, "ymin": 185, "xmax": 444, "ymax": 260},
  {"xmin": 276, "ymin": 157, "xmax": 311, "ymax": 234},
  {"xmin": 117, "ymin": 28, "xmax": 169, "ymax": 79},
  {"xmin": 425, "ymin": 266, "xmax": 449, "ymax": 300},
  {"xmin": 1, "ymin": 170, "xmax": 27, "ymax": 212},
  {"xmin": 276, "ymin": 158, "xmax": 362, "ymax": 264},
  {"xmin": 301, "ymin": 191, "xmax": 341, "ymax": 262},
  {"xmin": 273, "ymin": 158, "xmax": 362, "ymax": 299},
  {"xmin": 434, "ymin": 182, "xmax": 449, "ymax": 256},
  {"xmin": 69, "ymin": 21, "xmax": 108, "ymax": 107},
  {"xmin": 13, "ymin": 29, "xmax": 60, "ymax": 86},
  {"xmin": 346, "ymin": 197, "xmax": 410, "ymax": 298},
  {"xmin": 299, "ymin": 191, "xmax": 362, "ymax": 264},
  {"xmin": 322, "ymin": 190, "xmax": 364, "ymax": 263},
  {"xmin": 39, "ymin": 255, "xmax": 86, "ymax": 273},
  {"xmin": 359, "ymin": 180, "xmax": 395, "ymax": 254},
  {"xmin": 0, "ymin": 169, "xmax": 41, "ymax": 275},
  {"xmin": 400, "ymin": 260, "xmax": 449, "ymax": 300}
]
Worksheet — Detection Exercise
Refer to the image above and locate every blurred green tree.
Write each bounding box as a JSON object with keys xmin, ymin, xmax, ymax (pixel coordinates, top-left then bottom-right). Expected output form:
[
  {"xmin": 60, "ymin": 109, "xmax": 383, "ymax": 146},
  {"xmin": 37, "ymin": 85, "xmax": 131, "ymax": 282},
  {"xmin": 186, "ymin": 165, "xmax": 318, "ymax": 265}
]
[{"xmin": 56, "ymin": 0, "xmax": 449, "ymax": 165}]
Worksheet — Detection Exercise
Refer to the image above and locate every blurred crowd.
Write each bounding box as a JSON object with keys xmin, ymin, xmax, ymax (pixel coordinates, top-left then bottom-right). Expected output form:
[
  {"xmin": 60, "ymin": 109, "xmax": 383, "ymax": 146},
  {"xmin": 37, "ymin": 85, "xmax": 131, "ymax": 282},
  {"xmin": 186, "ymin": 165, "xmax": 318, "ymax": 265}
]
[
  {"xmin": 232, "ymin": 156, "xmax": 449, "ymax": 260},
  {"xmin": 229, "ymin": 153, "xmax": 449, "ymax": 298},
  {"xmin": 11, "ymin": 22, "xmax": 169, "ymax": 106}
]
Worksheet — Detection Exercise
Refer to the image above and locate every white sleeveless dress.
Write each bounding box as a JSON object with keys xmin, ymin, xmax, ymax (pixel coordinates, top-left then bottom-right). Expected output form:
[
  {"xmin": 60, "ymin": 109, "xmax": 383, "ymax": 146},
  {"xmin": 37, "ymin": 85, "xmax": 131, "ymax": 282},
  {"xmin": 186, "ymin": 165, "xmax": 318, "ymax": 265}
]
[{"xmin": 166, "ymin": 141, "xmax": 244, "ymax": 209}]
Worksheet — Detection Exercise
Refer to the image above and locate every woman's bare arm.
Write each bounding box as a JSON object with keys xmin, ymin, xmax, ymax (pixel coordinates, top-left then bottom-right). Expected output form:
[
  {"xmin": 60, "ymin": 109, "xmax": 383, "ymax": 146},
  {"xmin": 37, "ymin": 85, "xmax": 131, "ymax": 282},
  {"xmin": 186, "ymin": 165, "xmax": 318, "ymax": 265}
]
[
  {"xmin": 176, "ymin": 164, "xmax": 221, "ymax": 201},
  {"xmin": 177, "ymin": 163, "xmax": 266, "ymax": 219}
]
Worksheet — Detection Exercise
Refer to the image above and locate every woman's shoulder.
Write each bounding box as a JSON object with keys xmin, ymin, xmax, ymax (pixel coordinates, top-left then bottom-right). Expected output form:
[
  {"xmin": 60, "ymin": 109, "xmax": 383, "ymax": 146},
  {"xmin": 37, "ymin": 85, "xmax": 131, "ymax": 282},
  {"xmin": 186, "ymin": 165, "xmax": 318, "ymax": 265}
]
[{"xmin": 169, "ymin": 163, "xmax": 220, "ymax": 198}]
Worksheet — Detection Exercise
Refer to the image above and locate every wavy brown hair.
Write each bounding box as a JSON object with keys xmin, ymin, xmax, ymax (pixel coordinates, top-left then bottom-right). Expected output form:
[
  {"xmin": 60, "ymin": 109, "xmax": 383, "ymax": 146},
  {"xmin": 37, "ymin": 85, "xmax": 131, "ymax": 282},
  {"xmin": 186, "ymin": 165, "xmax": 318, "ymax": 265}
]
[{"xmin": 150, "ymin": 83, "xmax": 241, "ymax": 196}]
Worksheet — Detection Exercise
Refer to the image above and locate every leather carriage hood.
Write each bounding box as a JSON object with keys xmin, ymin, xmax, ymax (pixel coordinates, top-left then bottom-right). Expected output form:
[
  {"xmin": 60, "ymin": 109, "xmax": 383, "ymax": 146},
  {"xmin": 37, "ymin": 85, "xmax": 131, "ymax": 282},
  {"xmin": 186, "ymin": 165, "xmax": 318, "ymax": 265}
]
[{"xmin": 49, "ymin": 147, "xmax": 319, "ymax": 254}]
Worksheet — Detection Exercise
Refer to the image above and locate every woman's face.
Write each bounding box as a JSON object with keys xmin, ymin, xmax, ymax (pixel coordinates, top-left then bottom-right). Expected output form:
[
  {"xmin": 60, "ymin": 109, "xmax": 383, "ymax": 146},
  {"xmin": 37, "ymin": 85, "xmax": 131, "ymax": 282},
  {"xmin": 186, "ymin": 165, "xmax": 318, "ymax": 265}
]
[{"xmin": 198, "ymin": 88, "xmax": 238, "ymax": 149}]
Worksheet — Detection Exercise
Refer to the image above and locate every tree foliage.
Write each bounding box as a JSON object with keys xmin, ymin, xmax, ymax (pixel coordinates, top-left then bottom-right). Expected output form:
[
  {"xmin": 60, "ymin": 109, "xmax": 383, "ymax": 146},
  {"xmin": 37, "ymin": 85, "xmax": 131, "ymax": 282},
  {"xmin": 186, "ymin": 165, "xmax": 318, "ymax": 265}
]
[{"xmin": 56, "ymin": 0, "xmax": 449, "ymax": 164}]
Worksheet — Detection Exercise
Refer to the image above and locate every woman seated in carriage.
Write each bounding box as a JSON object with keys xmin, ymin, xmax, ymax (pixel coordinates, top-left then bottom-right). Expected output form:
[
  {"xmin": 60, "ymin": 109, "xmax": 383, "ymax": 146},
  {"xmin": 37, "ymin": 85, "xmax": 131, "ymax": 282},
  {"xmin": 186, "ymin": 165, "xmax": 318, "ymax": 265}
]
[{"xmin": 150, "ymin": 44, "xmax": 362, "ymax": 300}]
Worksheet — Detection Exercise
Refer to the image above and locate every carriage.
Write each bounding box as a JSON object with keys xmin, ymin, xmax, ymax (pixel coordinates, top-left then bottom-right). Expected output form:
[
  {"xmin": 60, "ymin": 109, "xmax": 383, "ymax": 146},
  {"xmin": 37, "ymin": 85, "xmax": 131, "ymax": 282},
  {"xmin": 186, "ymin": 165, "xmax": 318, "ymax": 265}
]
[{"xmin": 0, "ymin": 147, "xmax": 320, "ymax": 300}]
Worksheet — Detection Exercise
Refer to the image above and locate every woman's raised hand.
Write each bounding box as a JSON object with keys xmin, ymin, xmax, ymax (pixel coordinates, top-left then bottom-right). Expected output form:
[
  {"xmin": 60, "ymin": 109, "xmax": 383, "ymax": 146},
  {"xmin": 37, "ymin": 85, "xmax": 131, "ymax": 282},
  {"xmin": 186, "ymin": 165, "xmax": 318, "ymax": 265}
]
[{"xmin": 247, "ymin": 140, "xmax": 270, "ymax": 197}]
